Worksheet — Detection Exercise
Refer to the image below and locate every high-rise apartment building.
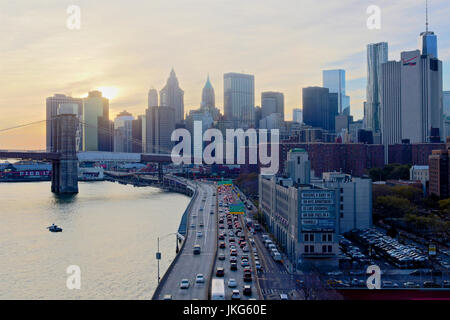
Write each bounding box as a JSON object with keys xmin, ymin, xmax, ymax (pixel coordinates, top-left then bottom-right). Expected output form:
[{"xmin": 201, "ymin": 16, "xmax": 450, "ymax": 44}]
[
  {"xmin": 160, "ymin": 69, "xmax": 184, "ymax": 124},
  {"xmin": 224, "ymin": 72, "xmax": 255, "ymax": 128},
  {"xmin": 366, "ymin": 42, "xmax": 388, "ymax": 133},
  {"xmin": 46, "ymin": 94, "xmax": 83, "ymax": 152}
]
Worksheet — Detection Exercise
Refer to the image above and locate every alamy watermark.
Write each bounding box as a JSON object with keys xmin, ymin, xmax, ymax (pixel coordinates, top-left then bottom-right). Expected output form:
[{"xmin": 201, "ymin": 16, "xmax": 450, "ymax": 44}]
[
  {"xmin": 171, "ymin": 121, "xmax": 280, "ymax": 175},
  {"xmin": 367, "ymin": 5, "xmax": 381, "ymax": 30},
  {"xmin": 66, "ymin": 5, "xmax": 81, "ymax": 30},
  {"xmin": 66, "ymin": 265, "xmax": 81, "ymax": 290}
]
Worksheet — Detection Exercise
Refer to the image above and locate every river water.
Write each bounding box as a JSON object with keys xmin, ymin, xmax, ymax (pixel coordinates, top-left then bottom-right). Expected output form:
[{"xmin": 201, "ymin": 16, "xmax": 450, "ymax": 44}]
[{"xmin": 0, "ymin": 181, "xmax": 190, "ymax": 299}]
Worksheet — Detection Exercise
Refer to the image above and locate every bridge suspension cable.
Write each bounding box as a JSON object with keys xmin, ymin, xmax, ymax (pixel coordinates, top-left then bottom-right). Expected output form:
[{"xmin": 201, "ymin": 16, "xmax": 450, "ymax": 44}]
[{"xmin": 0, "ymin": 120, "xmax": 47, "ymax": 133}]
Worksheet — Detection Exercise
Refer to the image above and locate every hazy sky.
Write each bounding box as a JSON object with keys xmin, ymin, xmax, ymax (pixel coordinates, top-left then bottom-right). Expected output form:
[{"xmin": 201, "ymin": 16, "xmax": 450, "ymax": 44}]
[{"xmin": 1, "ymin": 0, "xmax": 449, "ymax": 149}]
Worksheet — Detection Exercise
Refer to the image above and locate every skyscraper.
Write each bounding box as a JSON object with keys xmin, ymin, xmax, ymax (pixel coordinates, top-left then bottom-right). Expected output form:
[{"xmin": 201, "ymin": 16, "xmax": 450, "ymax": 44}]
[
  {"xmin": 160, "ymin": 69, "xmax": 184, "ymax": 124},
  {"xmin": 200, "ymin": 75, "xmax": 220, "ymax": 120},
  {"xmin": 82, "ymin": 90, "xmax": 112, "ymax": 152},
  {"xmin": 419, "ymin": 0, "xmax": 438, "ymax": 58},
  {"xmin": 261, "ymin": 91, "xmax": 284, "ymax": 120},
  {"xmin": 381, "ymin": 60, "xmax": 402, "ymax": 163},
  {"xmin": 444, "ymin": 91, "xmax": 450, "ymax": 116},
  {"xmin": 400, "ymin": 50, "xmax": 443, "ymax": 143},
  {"xmin": 201, "ymin": 75, "xmax": 215, "ymax": 111},
  {"xmin": 148, "ymin": 88, "xmax": 158, "ymax": 108},
  {"xmin": 381, "ymin": 50, "xmax": 443, "ymax": 157},
  {"xmin": 46, "ymin": 94, "xmax": 82, "ymax": 152},
  {"xmin": 302, "ymin": 87, "xmax": 338, "ymax": 132},
  {"xmin": 114, "ymin": 110, "xmax": 134, "ymax": 153},
  {"xmin": 145, "ymin": 106, "xmax": 176, "ymax": 154},
  {"xmin": 293, "ymin": 108, "xmax": 303, "ymax": 124},
  {"xmin": 224, "ymin": 72, "xmax": 255, "ymax": 128},
  {"xmin": 322, "ymin": 69, "xmax": 350, "ymax": 115},
  {"xmin": 366, "ymin": 42, "xmax": 388, "ymax": 133}
]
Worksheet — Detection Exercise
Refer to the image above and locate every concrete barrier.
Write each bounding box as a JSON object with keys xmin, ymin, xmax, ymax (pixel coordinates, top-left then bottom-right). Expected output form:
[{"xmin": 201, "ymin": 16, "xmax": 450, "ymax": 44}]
[{"xmin": 151, "ymin": 184, "xmax": 199, "ymax": 300}]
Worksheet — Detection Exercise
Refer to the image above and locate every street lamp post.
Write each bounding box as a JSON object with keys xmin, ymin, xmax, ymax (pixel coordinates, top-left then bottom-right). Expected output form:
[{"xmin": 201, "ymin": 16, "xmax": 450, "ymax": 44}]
[{"xmin": 156, "ymin": 232, "xmax": 179, "ymax": 285}]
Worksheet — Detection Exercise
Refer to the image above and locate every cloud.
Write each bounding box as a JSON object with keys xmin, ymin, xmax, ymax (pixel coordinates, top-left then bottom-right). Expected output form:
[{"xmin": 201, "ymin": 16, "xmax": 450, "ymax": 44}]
[{"xmin": 0, "ymin": 0, "xmax": 449, "ymax": 148}]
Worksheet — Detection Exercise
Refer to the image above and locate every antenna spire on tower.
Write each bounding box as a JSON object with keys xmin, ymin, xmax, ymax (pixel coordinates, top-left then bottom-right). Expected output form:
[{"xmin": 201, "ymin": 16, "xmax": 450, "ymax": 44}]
[{"xmin": 426, "ymin": 0, "xmax": 429, "ymax": 32}]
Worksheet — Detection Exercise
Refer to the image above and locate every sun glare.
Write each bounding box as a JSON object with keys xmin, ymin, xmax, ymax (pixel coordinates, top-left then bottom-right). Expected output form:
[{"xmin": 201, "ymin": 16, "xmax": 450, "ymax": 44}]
[{"xmin": 96, "ymin": 86, "xmax": 119, "ymax": 100}]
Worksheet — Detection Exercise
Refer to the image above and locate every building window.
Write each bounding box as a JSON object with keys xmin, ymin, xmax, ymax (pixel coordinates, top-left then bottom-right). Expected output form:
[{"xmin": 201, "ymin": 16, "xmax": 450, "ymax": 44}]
[
  {"xmin": 304, "ymin": 245, "xmax": 309, "ymax": 253},
  {"xmin": 328, "ymin": 245, "xmax": 332, "ymax": 253},
  {"xmin": 322, "ymin": 234, "xmax": 327, "ymax": 242},
  {"xmin": 310, "ymin": 245, "xmax": 314, "ymax": 253},
  {"xmin": 304, "ymin": 234, "xmax": 309, "ymax": 242},
  {"xmin": 322, "ymin": 245, "xmax": 327, "ymax": 253},
  {"xmin": 328, "ymin": 234, "xmax": 332, "ymax": 242},
  {"xmin": 310, "ymin": 234, "xmax": 314, "ymax": 242}
]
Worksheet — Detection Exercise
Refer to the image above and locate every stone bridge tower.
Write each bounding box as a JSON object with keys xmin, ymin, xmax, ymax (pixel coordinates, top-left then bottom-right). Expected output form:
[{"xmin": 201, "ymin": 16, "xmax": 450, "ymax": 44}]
[{"xmin": 51, "ymin": 114, "xmax": 79, "ymax": 194}]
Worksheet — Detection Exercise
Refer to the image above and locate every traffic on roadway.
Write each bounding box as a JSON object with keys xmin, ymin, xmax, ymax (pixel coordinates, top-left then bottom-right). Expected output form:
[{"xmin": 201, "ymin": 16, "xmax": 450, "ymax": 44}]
[
  {"xmin": 155, "ymin": 181, "xmax": 217, "ymax": 300},
  {"xmin": 210, "ymin": 184, "xmax": 261, "ymax": 300}
]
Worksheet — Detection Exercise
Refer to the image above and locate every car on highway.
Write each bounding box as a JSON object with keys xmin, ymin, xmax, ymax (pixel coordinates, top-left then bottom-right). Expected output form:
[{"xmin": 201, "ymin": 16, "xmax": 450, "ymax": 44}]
[
  {"xmin": 403, "ymin": 281, "xmax": 420, "ymax": 288},
  {"xmin": 196, "ymin": 231, "xmax": 203, "ymax": 238},
  {"xmin": 180, "ymin": 279, "xmax": 190, "ymax": 289},
  {"xmin": 230, "ymin": 262, "xmax": 238, "ymax": 271},
  {"xmin": 228, "ymin": 278, "xmax": 237, "ymax": 288},
  {"xmin": 423, "ymin": 281, "xmax": 441, "ymax": 288},
  {"xmin": 216, "ymin": 267, "xmax": 225, "ymax": 277},
  {"xmin": 218, "ymin": 253, "xmax": 225, "ymax": 260},
  {"xmin": 255, "ymin": 261, "xmax": 261, "ymax": 271},
  {"xmin": 193, "ymin": 245, "xmax": 201, "ymax": 255},
  {"xmin": 231, "ymin": 290, "xmax": 241, "ymax": 300},
  {"xmin": 163, "ymin": 294, "xmax": 172, "ymax": 300},
  {"xmin": 243, "ymin": 285, "xmax": 252, "ymax": 296},
  {"xmin": 199, "ymin": 222, "xmax": 204, "ymax": 228},
  {"xmin": 219, "ymin": 241, "xmax": 226, "ymax": 249},
  {"xmin": 190, "ymin": 223, "xmax": 196, "ymax": 228},
  {"xmin": 196, "ymin": 274, "xmax": 205, "ymax": 284},
  {"xmin": 219, "ymin": 234, "xmax": 225, "ymax": 240},
  {"xmin": 242, "ymin": 246, "xmax": 249, "ymax": 252},
  {"xmin": 382, "ymin": 281, "xmax": 399, "ymax": 288},
  {"xmin": 243, "ymin": 272, "xmax": 252, "ymax": 282},
  {"xmin": 241, "ymin": 260, "xmax": 250, "ymax": 267}
]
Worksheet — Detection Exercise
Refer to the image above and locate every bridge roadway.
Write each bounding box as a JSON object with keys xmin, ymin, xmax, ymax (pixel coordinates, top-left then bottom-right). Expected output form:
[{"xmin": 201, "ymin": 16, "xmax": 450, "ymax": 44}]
[{"xmin": 154, "ymin": 181, "xmax": 217, "ymax": 300}]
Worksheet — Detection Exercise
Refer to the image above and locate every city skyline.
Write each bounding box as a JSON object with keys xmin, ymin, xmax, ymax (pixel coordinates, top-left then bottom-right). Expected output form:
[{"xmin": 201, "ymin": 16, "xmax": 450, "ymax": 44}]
[{"xmin": 1, "ymin": 0, "xmax": 450, "ymax": 150}]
